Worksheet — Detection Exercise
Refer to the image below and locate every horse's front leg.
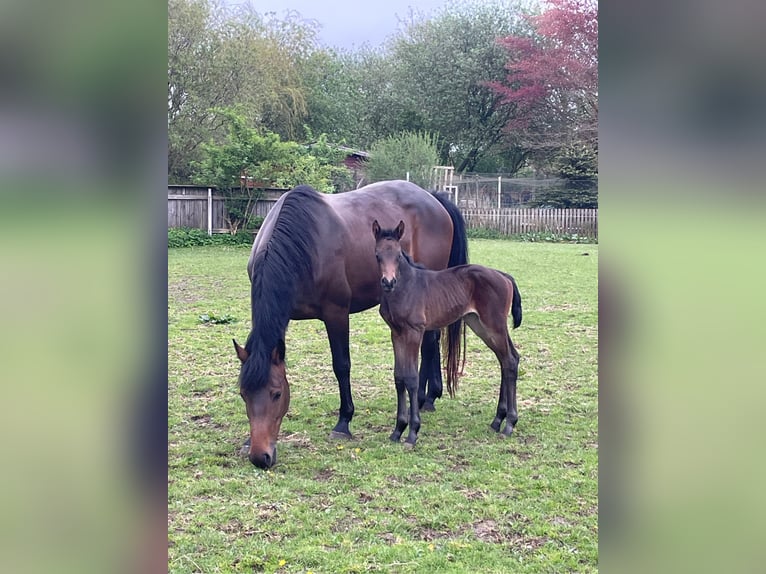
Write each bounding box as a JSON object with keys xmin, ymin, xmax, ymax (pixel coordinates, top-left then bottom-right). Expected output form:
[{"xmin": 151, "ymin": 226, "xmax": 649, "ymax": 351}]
[
  {"xmin": 324, "ymin": 312, "xmax": 354, "ymax": 439},
  {"xmin": 392, "ymin": 329, "xmax": 423, "ymax": 446},
  {"xmin": 390, "ymin": 376, "xmax": 408, "ymax": 442}
]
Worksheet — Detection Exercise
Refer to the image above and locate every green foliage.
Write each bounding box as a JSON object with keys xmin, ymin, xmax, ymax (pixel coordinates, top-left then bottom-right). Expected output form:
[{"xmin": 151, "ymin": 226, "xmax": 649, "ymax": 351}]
[
  {"xmin": 366, "ymin": 131, "xmax": 440, "ymax": 188},
  {"xmin": 465, "ymin": 227, "xmax": 506, "ymax": 240},
  {"xmin": 384, "ymin": 2, "xmax": 534, "ymax": 172},
  {"xmin": 556, "ymin": 144, "xmax": 598, "ymax": 185},
  {"xmin": 466, "ymin": 227, "xmax": 597, "ymax": 244},
  {"xmin": 198, "ymin": 312, "xmax": 237, "ymax": 324},
  {"xmin": 530, "ymin": 144, "xmax": 598, "ymax": 208},
  {"xmin": 168, "ymin": 0, "xmax": 318, "ymax": 181},
  {"xmin": 168, "ymin": 227, "xmax": 255, "ymax": 248},
  {"xmin": 192, "ymin": 109, "xmax": 351, "ymax": 230}
]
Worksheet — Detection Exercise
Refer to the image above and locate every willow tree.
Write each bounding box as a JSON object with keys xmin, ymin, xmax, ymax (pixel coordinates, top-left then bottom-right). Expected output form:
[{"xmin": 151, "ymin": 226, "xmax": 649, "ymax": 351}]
[{"xmin": 168, "ymin": 0, "xmax": 317, "ymax": 182}]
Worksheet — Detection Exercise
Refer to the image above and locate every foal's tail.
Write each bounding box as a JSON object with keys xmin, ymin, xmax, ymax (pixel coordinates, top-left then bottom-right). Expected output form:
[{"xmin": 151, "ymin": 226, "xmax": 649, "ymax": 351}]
[
  {"xmin": 507, "ymin": 273, "xmax": 523, "ymax": 329},
  {"xmin": 431, "ymin": 191, "xmax": 469, "ymax": 398}
]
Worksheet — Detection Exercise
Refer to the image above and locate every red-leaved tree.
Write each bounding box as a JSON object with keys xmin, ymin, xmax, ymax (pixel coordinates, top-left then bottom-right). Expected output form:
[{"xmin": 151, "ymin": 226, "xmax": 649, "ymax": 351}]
[{"xmin": 489, "ymin": 0, "xmax": 598, "ymax": 159}]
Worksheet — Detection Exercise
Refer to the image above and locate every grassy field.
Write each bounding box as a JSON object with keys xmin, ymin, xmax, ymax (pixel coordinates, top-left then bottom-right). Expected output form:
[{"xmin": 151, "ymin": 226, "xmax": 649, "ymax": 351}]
[{"xmin": 168, "ymin": 240, "xmax": 598, "ymax": 573}]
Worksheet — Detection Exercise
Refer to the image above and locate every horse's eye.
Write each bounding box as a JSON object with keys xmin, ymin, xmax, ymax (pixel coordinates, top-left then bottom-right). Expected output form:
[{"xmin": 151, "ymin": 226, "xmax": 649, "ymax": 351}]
[{"xmin": 272, "ymin": 392, "xmax": 282, "ymax": 401}]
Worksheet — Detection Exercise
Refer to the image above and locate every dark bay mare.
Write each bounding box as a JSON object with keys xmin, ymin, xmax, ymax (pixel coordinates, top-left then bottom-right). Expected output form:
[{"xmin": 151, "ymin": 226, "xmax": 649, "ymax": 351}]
[
  {"xmin": 373, "ymin": 220, "xmax": 522, "ymax": 447},
  {"xmin": 233, "ymin": 181, "xmax": 468, "ymax": 468}
]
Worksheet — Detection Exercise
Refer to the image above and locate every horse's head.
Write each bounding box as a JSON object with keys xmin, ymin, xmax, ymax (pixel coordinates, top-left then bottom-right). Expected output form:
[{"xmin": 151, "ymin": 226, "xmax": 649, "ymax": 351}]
[
  {"xmin": 372, "ymin": 219, "xmax": 405, "ymax": 293},
  {"xmin": 233, "ymin": 338, "xmax": 290, "ymax": 469}
]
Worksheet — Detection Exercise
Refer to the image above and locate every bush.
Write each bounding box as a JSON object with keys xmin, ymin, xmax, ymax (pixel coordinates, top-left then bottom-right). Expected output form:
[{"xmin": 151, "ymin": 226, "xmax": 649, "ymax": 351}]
[
  {"xmin": 168, "ymin": 227, "xmax": 255, "ymax": 248},
  {"xmin": 466, "ymin": 227, "xmax": 597, "ymax": 244},
  {"xmin": 366, "ymin": 131, "xmax": 440, "ymax": 189}
]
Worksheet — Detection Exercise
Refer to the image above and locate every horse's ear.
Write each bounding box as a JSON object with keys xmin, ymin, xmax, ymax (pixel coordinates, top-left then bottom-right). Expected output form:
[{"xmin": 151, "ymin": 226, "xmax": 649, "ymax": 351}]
[
  {"xmin": 233, "ymin": 339, "xmax": 248, "ymax": 363},
  {"xmin": 372, "ymin": 219, "xmax": 381, "ymax": 239},
  {"xmin": 271, "ymin": 338, "xmax": 286, "ymax": 365},
  {"xmin": 395, "ymin": 220, "xmax": 405, "ymax": 240}
]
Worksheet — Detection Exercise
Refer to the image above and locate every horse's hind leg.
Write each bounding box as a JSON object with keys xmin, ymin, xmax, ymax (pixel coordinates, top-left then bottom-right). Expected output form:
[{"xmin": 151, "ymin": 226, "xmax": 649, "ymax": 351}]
[
  {"xmin": 465, "ymin": 314, "xmax": 519, "ymax": 436},
  {"xmin": 418, "ymin": 329, "xmax": 442, "ymax": 411}
]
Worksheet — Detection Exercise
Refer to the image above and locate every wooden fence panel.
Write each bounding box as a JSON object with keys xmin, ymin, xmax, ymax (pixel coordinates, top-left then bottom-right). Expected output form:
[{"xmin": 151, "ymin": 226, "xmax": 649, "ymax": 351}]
[
  {"xmin": 168, "ymin": 189, "xmax": 597, "ymax": 240},
  {"xmin": 460, "ymin": 208, "xmax": 598, "ymax": 239}
]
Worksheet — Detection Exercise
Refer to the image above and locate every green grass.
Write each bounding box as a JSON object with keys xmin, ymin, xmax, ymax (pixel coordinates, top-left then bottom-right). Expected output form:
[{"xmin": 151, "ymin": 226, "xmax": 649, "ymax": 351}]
[{"xmin": 168, "ymin": 240, "xmax": 598, "ymax": 573}]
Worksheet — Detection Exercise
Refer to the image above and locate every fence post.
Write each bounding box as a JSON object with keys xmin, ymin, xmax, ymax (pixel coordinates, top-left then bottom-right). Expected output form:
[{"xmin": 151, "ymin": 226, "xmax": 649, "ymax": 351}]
[
  {"xmin": 406, "ymin": 171, "xmax": 410, "ymax": 182},
  {"xmin": 207, "ymin": 188, "xmax": 212, "ymax": 236},
  {"xmin": 497, "ymin": 176, "xmax": 502, "ymax": 209}
]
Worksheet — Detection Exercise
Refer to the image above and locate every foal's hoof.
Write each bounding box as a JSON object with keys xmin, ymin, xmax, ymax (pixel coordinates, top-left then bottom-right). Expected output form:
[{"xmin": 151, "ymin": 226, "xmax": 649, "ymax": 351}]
[
  {"xmin": 500, "ymin": 424, "xmax": 515, "ymax": 438},
  {"xmin": 421, "ymin": 401, "xmax": 436, "ymax": 412},
  {"xmin": 490, "ymin": 419, "xmax": 502, "ymax": 433},
  {"xmin": 403, "ymin": 441, "xmax": 416, "ymax": 450},
  {"xmin": 329, "ymin": 430, "xmax": 353, "ymax": 440}
]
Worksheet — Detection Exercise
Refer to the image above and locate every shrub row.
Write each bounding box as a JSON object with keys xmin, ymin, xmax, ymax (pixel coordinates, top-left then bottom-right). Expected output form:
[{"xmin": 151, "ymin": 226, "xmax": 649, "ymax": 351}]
[
  {"xmin": 466, "ymin": 227, "xmax": 597, "ymax": 244},
  {"xmin": 168, "ymin": 227, "xmax": 255, "ymax": 248}
]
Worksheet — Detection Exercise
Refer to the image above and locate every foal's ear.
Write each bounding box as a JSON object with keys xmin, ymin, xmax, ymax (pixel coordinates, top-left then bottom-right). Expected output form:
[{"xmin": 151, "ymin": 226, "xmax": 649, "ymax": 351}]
[
  {"xmin": 233, "ymin": 339, "xmax": 248, "ymax": 363},
  {"xmin": 271, "ymin": 338, "xmax": 286, "ymax": 365},
  {"xmin": 394, "ymin": 220, "xmax": 405, "ymax": 240},
  {"xmin": 372, "ymin": 219, "xmax": 381, "ymax": 239}
]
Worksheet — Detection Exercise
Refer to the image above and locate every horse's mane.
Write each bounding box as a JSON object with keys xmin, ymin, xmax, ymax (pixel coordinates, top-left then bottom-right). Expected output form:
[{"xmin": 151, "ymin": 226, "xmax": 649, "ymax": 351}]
[{"xmin": 240, "ymin": 185, "xmax": 326, "ymax": 393}]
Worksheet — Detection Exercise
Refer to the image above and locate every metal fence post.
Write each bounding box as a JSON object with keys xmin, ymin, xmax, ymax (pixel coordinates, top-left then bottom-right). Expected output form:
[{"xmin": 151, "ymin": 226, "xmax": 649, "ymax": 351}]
[{"xmin": 207, "ymin": 188, "xmax": 212, "ymax": 236}]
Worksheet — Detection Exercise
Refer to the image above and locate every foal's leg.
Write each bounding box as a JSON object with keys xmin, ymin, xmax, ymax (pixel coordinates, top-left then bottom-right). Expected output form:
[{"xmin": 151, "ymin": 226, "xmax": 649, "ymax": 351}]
[
  {"xmin": 418, "ymin": 329, "xmax": 442, "ymax": 411},
  {"xmin": 390, "ymin": 329, "xmax": 423, "ymax": 446},
  {"xmin": 500, "ymin": 337, "xmax": 520, "ymax": 437},
  {"xmin": 464, "ymin": 314, "xmax": 519, "ymax": 436}
]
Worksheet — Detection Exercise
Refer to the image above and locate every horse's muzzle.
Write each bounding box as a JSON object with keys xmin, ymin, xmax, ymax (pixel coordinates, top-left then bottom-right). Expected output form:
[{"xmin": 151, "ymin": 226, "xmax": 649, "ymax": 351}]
[
  {"xmin": 381, "ymin": 277, "xmax": 396, "ymax": 292},
  {"xmin": 249, "ymin": 448, "xmax": 277, "ymax": 469}
]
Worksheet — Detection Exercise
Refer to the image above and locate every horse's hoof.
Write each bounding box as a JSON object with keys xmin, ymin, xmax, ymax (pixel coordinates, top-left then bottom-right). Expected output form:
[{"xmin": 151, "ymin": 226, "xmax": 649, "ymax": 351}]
[
  {"xmin": 490, "ymin": 419, "xmax": 502, "ymax": 433},
  {"xmin": 389, "ymin": 433, "xmax": 401, "ymax": 442},
  {"xmin": 329, "ymin": 430, "xmax": 353, "ymax": 440},
  {"xmin": 500, "ymin": 424, "xmax": 515, "ymax": 438},
  {"xmin": 421, "ymin": 401, "xmax": 436, "ymax": 412},
  {"xmin": 403, "ymin": 441, "xmax": 415, "ymax": 450}
]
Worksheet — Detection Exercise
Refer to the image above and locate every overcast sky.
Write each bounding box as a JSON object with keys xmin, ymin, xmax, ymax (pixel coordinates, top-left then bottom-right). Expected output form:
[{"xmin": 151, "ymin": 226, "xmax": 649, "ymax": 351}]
[{"xmin": 225, "ymin": 0, "xmax": 453, "ymax": 50}]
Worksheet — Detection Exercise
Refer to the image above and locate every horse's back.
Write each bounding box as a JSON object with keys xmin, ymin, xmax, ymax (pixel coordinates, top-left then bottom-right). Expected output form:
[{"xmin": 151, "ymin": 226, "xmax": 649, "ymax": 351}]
[{"xmin": 327, "ymin": 180, "xmax": 454, "ymax": 270}]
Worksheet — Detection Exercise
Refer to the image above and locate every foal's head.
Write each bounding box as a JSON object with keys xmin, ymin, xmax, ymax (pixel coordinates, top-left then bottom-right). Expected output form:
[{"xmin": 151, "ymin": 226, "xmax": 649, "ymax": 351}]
[
  {"xmin": 372, "ymin": 219, "xmax": 405, "ymax": 293},
  {"xmin": 233, "ymin": 338, "xmax": 290, "ymax": 469}
]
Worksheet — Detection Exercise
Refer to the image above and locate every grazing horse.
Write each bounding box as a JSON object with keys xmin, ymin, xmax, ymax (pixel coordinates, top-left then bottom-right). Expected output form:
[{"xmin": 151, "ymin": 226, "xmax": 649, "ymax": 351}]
[
  {"xmin": 233, "ymin": 181, "xmax": 468, "ymax": 468},
  {"xmin": 373, "ymin": 219, "xmax": 522, "ymax": 447}
]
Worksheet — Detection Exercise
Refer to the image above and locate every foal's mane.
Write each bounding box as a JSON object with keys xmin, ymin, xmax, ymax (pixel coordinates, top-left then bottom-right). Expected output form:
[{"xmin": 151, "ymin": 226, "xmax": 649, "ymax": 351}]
[{"xmin": 241, "ymin": 185, "xmax": 326, "ymax": 393}]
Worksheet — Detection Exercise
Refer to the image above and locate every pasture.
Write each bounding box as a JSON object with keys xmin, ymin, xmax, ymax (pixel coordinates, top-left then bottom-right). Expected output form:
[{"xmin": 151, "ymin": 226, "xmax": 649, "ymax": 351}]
[{"xmin": 168, "ymin": 240, "xmax": 598, "ymax": 573}]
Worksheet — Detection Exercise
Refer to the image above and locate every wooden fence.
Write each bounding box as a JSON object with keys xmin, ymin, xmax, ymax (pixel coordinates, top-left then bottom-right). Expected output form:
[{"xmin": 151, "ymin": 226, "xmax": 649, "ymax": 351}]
[
  {"xmin": 461, "ymin": 208, "xmax": 598, "ymax": 239},
  {"xmin": 167, "ymin": 185, "xmax": 285, "ymax": 233},
  {"xmin": 168, "ymin": 186, "xmax": 597, "ymax": 240}
]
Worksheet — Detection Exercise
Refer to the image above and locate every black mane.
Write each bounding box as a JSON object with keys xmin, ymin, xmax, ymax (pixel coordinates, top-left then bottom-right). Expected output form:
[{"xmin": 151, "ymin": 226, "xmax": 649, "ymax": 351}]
[{"xmin": 240, "ymin": 185, "xmax": 326, "ymax": 393}]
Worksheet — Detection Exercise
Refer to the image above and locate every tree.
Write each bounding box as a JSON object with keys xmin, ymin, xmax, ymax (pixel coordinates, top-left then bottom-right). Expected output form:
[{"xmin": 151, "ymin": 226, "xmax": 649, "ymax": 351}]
[
  {"xmin": 366, "ymin": 131, "xmax": 440, "ymax": 189},
  {"xmin": 192, "ymin": 109, "xmax": 350, "ymax": 233},
  {"xmin": 490, "ymin": 0, "xmax": 598, "ymax": 159},
  {"xmin": 168, "ymin": 0, "xmax": 318, "ymax": 182},
  {"xmin": 530, "ymin": 143, "xmax": 597, "ymax": 208},
  {"xmin": 383, "ymin": 2, "xmax": 535, "ymax": 173}
]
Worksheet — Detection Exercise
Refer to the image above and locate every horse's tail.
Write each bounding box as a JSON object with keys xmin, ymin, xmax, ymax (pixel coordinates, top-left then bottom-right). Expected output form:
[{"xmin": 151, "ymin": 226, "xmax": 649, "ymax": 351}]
[
  {"xmin": 431, "ymin": 191, "xmax": 469, "ymax": 398},
  {"xmin": 430, "ymin": 191, "xmax": 469, "ymax": 269}
]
